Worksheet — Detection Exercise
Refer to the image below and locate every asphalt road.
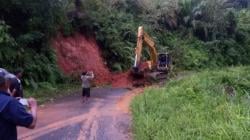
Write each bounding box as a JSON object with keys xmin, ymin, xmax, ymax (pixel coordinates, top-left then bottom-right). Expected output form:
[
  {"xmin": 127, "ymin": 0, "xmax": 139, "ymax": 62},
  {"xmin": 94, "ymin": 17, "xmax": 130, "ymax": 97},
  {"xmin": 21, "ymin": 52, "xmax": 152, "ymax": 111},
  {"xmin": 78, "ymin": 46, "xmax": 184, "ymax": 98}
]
[{"xmin": 18, "ymin": 88, "xmax": 134, "ymax": 140}]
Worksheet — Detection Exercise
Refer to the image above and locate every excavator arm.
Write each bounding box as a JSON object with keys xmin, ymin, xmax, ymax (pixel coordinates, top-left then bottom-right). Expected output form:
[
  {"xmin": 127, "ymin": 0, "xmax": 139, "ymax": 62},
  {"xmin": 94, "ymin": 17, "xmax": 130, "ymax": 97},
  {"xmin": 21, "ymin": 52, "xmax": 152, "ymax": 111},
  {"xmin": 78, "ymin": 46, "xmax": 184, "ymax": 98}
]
[
  {"xmin": 132, "ymin": 26, "xmax": 171, "ymax": 83},
  {"xmin": 133, "ymin": 26, "xmax": 158, "ymax": 74}
]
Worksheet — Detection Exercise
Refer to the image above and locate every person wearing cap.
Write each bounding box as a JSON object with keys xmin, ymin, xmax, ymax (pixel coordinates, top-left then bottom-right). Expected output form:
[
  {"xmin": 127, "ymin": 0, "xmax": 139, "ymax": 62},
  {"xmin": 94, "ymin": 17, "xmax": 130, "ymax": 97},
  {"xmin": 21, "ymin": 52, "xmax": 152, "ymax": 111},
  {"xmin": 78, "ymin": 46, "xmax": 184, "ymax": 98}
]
[{"xmin": 0, "ymin": 74, "xmax": 37, "ymax": 140}]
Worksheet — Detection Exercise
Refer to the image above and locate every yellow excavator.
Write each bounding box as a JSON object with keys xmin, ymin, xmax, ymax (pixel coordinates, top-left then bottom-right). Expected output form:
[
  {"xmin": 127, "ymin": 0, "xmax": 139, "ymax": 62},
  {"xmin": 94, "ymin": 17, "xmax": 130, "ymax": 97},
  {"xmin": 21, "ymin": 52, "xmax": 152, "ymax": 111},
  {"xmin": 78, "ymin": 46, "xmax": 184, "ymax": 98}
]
[{"xmin": 132, "ymin": 26, "xmax": 171, "ymax": 80}]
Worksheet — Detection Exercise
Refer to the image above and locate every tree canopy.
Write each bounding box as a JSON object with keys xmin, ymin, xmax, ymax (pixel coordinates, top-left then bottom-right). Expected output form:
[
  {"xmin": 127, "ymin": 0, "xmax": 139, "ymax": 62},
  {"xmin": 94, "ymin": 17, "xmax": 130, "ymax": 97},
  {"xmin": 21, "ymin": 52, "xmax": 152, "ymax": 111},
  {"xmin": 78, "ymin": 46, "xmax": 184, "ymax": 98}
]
[{"xmin": 0, "ymin": 0, "xmax": 249, "ymax": 87}]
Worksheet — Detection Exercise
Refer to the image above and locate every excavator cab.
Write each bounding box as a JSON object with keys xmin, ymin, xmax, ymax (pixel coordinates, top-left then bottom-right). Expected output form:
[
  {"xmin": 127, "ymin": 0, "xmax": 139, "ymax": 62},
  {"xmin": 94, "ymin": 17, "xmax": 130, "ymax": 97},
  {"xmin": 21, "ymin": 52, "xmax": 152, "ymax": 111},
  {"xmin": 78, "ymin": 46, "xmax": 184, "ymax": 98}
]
[{"xmin": 157, "ymin": 53, "xmax": 171, "ymax": 72}]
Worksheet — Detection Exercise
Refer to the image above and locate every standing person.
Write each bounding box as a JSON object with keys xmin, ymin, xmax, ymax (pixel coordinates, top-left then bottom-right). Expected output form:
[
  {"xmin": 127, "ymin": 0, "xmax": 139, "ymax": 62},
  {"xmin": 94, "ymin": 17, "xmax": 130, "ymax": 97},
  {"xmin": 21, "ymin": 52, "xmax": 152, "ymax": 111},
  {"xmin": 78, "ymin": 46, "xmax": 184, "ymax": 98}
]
[
  {"xmin": 0, "ymin": 73, "xmax": 37, "ymax": 140},
  {"xmin": 10, "ymin": 69, "xmax": 24, "ymax": 98},
  {"xmin": 81, "ymin": 71, "xmax": 94, "ymax": 102}
]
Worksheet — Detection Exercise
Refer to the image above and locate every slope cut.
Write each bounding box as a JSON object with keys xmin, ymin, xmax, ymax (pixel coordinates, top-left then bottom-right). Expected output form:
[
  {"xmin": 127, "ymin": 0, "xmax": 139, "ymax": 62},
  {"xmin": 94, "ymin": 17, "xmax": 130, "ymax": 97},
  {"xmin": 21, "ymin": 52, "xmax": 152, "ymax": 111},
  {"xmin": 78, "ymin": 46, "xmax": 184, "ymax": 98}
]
[{"xmin": 52, "ymin": 33, "xmax": 112, "ymax": 85}]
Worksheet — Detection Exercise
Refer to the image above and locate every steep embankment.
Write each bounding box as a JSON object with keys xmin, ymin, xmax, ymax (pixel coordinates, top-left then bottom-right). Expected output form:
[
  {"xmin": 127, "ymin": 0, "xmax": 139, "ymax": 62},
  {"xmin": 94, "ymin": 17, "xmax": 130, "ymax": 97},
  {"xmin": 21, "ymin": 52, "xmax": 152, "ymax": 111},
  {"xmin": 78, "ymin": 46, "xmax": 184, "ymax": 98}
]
[
  {"xmin": 52, "ymin": 33, "xmax": 133, "ymax": 87},
  {"xmin": 52, "ymin": 33, "xmax": 112, "ymax": 85}
]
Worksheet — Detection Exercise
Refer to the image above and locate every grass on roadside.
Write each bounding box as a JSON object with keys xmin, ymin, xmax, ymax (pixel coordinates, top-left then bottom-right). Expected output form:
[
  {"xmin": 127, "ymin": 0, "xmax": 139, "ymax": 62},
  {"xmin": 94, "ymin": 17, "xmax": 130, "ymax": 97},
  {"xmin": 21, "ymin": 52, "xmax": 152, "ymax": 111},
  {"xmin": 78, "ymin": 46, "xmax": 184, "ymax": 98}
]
[
  {"xmin": 24, "ymin": 83, "xmax": 80, "ymax": 104},
  {"xmin": 131, "ymin": 66, "xmax": 250, "ymax": 140}
]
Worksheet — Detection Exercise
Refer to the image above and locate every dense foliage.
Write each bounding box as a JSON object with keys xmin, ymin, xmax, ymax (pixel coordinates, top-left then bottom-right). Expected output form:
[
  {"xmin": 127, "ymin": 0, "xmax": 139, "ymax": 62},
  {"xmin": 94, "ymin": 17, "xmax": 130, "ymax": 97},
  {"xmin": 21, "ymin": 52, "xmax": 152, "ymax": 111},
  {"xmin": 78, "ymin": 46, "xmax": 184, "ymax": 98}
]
[
  {"xmin": 0, "ymin": 0, "xmax": 67, "ymax": 87},
  {"xmin": 0, "ymin": 0, "xmax": 250, "ymax": 86},
  {"xmin": 69, "ymin": 0, "xmax": 250, "ymax": 71},
  {"xmin": 132, "ymin": 66, "xmax": 250, "ymax": 139}
]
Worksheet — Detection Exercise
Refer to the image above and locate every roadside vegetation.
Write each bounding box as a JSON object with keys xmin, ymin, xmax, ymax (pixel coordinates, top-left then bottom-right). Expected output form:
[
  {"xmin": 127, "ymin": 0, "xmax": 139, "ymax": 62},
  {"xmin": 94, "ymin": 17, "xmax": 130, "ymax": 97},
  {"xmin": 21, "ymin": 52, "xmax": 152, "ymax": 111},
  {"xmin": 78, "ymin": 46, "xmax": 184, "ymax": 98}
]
[
  {"xmin": 128, "ymin": 0, "xmax": 250, "ymax": 139},
  {"xmin": 0, "ymin": 0, "xmax": 66, "ymax": 87},
  {"xmin": 131, "ymin": 66, "xmax": 250, "ymax": 140},
  {"xmin": 25, "ymin": 82, "xmax": 79, "ymax": 104}
]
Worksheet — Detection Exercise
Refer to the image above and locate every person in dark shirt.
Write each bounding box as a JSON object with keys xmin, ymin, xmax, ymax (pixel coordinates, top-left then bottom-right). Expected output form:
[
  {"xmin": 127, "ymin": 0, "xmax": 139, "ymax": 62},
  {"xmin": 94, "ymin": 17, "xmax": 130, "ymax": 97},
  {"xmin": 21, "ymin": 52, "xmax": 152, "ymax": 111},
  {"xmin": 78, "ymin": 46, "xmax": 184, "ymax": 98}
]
[
  {"xmin": 0, "ymin": 74, "xmax": 37, "ymax": 140},
  {"xmin": 10, "ymin": 69, "xmax": 24, "ymax": 98}
]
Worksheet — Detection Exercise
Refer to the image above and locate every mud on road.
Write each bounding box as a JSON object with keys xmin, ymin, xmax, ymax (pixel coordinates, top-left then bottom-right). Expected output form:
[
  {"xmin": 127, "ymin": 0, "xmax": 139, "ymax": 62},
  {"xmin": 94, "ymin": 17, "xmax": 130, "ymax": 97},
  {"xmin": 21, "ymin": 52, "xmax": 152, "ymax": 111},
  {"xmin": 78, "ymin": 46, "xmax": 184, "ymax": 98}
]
[{"xmin": 18, "ymin": 87, "xmax": 143, "ymax": 140}]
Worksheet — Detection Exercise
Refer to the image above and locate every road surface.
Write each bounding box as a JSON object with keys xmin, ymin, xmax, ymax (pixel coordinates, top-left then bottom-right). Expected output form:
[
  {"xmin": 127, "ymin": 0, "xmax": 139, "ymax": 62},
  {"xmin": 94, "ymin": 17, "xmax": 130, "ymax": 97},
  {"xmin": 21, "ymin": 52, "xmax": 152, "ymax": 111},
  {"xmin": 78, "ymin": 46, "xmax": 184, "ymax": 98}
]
[{"xmin": 18, "ymin": 87, "xmax": 142, "ymax": 140}]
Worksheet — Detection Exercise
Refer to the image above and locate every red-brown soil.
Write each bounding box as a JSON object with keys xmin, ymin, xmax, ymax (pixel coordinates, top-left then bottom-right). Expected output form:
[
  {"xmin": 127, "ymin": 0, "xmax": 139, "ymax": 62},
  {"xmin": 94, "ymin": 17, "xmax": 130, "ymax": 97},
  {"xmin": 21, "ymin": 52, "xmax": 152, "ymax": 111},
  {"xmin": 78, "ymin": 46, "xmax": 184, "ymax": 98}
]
[
  {"xmin": 111, "ymin": 71, "xmax": 133, "ymax": 88},
  {"xmin": 52, "ymin": 33, "xmax": 112, "ymax": 85},
  {"xmin": 52, "ymin": 33, "xmax": 134, "ymax": 87}
]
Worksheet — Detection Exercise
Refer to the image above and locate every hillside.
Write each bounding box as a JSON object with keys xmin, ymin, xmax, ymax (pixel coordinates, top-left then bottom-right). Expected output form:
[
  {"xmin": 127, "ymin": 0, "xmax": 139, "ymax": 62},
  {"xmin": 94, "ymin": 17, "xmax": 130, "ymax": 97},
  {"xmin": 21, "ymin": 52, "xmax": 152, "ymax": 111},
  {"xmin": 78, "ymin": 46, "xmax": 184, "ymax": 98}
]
[
  {"xmin": 1, "ymin": 0, "xmax": 250, "ymax": 88},
  {"xmin": 52, "ymin": 33, "xmax": 111, "ymax": 85},
  {"xmin": 52, "ymin": 33, "xmax": 134, "ymax": 87}
]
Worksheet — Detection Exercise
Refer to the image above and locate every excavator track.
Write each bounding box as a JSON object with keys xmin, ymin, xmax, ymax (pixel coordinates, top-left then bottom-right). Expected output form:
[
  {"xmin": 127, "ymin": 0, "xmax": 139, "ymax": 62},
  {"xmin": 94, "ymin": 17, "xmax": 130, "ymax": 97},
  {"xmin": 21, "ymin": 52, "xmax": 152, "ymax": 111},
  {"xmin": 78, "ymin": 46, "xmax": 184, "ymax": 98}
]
[{"xmin": 146, "ymin": 71, "xmax": 168, "ymax": 80}]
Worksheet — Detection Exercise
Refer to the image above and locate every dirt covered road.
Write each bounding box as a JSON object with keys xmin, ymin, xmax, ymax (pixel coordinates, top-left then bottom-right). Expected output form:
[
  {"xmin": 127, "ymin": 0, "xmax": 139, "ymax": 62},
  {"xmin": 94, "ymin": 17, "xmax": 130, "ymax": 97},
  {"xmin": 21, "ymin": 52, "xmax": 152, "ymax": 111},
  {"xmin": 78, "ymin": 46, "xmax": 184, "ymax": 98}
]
[{"xmin": 18, "ymin": 87, "xmax": 143, "ymax": 140}]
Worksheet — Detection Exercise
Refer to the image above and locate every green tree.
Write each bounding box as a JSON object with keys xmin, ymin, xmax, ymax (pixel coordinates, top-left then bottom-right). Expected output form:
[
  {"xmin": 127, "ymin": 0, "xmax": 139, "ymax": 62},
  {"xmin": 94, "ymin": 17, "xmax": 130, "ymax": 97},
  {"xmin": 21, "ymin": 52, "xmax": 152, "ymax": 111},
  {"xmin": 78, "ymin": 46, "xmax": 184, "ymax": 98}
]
[{"xmin": 0, "ymin": 0, "xmax": 67, "ymax": 87}]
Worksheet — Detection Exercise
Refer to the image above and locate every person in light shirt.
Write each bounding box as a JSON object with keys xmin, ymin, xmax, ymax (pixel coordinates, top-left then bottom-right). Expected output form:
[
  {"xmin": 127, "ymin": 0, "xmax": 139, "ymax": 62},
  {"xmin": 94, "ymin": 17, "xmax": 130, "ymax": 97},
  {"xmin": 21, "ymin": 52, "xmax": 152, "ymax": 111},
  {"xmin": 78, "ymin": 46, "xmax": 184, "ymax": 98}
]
[{"xmin": 81, "ymin": 71, "xmax": 94, "ymax": 102}]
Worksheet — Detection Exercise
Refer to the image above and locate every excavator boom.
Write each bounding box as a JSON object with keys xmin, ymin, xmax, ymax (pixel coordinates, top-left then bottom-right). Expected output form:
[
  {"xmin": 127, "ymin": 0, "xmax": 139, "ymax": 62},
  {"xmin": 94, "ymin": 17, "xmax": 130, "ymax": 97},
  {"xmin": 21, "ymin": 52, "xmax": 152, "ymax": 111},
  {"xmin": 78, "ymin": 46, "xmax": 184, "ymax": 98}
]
[
  {"xmin": 133, "ymin": 26, "xmax": 158, "ymax": 73},
  {"xmin": 132, "ymin": 26, "xmax": 171, "ymax": 81}
]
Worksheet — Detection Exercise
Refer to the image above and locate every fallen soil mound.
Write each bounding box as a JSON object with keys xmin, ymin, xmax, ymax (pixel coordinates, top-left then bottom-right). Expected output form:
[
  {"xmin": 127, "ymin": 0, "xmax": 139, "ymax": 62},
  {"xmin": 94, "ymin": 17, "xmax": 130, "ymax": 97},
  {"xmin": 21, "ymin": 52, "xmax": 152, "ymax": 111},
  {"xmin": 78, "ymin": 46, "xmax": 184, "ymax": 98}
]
[
  {"xmin": 52, "ymin": 33, "xmax": 135, "ymax": 87},
  {"xmin": 52, "ymin": 33, "xmax": 112, "ymax": 85},
  {"xmin": 111, "ymin": 71, "xmax": 133, "ymax": 88}
]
